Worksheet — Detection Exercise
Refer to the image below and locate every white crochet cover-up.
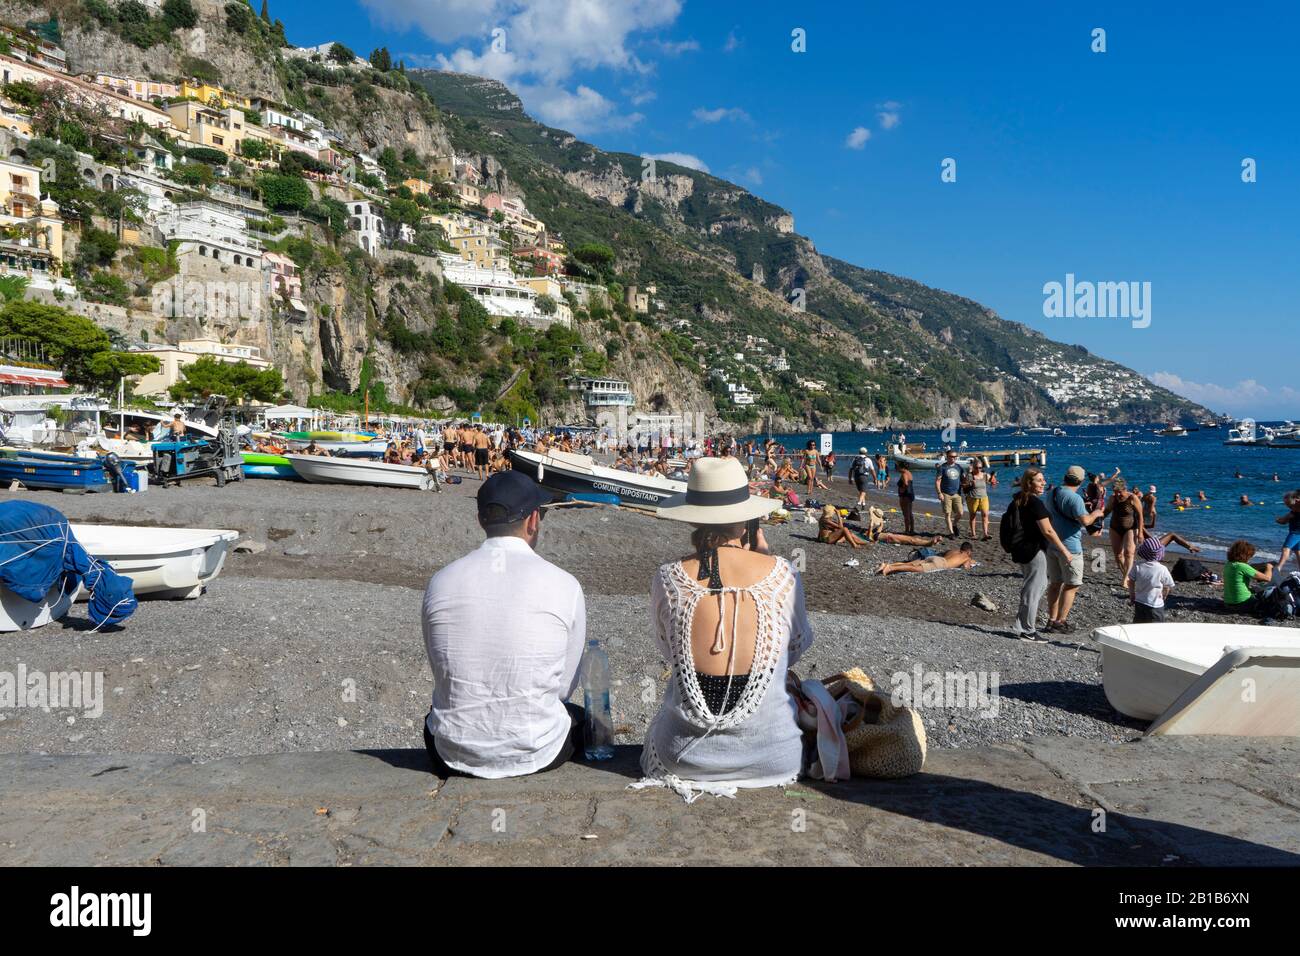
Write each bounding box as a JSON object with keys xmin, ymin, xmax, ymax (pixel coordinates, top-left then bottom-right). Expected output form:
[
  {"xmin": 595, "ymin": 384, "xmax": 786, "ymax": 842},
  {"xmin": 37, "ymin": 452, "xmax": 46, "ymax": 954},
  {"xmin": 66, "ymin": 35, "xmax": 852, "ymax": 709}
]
[{"xmin": 632, "ymin": 555, "xmax": 814, "ymax": 802}]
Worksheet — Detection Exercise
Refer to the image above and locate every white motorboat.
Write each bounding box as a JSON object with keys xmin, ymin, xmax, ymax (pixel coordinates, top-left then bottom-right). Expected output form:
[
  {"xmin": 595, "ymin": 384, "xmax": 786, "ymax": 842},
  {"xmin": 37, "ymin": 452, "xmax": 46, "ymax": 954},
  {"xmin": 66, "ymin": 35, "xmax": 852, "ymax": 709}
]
[
  {"xmin": 0, "ymin": 582, "xmax": 74, "ymax": 631},
  {"xmin": 1091, "ymin": 623, "xmax": 1300, "ymax": 726},
  {"xmin": 1155, "ymin": 424, "xmax": 1188, "ymax": 437},
  {"xmin": 69, "ymin": 525, "xmax": 240, "ymax": 599},
  {"xmin": 887, "ymin": 443, "xmax": 1047, "ymax": 471},
  {"xmin": 508, "ymin": 448, "xmax": 685, "ymax": 508},
  {"xmin": 283, "ymin": 453, "xmax": 435, "ymax": 490}
]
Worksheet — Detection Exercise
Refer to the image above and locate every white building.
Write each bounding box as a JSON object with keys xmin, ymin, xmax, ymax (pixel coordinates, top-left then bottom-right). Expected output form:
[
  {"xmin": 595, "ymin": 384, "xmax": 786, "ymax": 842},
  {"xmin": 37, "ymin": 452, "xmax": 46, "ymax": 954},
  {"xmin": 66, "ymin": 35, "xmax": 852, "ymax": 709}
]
[
  {"xmin": 347, "ymin": 200, "xmax": 385, "ymax": 254},
  {"xmin": 569, "ymin": 377, "xmax": 634, "ymax": 409},
  {"xmin": 438, "ymin": 255, "xmax": 561, "ymax": 326},
  {"xmin": 154, "ymin": 202, "xmax": 262, "ymax": 267},
  {"xmin": 729, "ymin": 383, "xmax": 756, "ymax": 406},
  {"xmin": 131, "ymin": 338, "xmax": 273, "ymax": 397}
]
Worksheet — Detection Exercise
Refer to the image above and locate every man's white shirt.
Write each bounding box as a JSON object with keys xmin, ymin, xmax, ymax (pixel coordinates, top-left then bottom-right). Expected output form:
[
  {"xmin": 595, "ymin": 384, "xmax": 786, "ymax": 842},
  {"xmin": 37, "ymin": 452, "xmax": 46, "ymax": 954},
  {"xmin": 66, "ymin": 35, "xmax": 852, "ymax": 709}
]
[{"xmin": 422, "ymin": 536, "xmax": 586, "ymax": 777}]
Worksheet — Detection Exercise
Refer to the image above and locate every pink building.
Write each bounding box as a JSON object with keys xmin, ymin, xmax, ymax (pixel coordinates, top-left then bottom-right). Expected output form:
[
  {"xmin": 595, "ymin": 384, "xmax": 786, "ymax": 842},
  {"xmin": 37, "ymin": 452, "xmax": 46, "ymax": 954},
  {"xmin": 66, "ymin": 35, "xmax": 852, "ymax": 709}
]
[{"xmin": 513, "ymin": 244, "xmax": 564, "ymax": 276}]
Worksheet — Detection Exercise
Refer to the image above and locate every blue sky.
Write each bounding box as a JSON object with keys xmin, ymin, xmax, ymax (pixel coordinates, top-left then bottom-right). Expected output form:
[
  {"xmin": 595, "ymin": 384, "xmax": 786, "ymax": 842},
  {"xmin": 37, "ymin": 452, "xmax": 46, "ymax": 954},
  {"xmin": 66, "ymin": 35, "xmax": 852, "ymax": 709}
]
[{"xmin": 268, "ymin": 0, "xmax": 1299, "ymax": 417}]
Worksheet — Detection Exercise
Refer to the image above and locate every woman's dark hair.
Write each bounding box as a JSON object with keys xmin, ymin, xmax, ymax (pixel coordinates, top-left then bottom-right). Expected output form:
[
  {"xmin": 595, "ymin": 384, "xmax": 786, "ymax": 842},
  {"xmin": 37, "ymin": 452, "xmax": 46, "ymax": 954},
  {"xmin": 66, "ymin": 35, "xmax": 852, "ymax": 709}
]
[
  {"xmin": 691, "ymin": 522, "xmax": 746, "ymax": 555},
  {"xmin": 805, "ymin": 440, "xmax": 815, "ymax": 449},
  {"xmin": 1227, "ymin": 540, "xmax": 1256, "ymax": 563}
]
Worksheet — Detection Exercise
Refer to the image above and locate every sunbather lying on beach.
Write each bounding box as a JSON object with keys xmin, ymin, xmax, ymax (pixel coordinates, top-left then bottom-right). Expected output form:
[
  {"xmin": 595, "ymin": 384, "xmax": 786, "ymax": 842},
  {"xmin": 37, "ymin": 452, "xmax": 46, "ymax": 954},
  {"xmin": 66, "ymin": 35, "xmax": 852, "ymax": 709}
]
[{"xmin": 876, "ymin": 543, "xmax": 974, "ymax": 576}]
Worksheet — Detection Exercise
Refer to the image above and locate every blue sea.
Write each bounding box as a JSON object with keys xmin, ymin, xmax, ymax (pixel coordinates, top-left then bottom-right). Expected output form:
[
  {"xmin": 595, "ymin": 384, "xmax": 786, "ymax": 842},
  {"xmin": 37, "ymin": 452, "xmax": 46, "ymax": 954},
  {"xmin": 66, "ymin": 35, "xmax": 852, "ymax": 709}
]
[{"xmin": 764, "ymin": 424, "xmax": 1300, "ymax": 560}]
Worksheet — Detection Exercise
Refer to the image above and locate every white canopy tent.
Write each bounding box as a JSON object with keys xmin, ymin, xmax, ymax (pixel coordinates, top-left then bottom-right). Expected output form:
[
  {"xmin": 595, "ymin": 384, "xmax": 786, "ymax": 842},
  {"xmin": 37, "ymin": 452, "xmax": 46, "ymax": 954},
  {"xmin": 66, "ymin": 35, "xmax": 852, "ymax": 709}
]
[{"xmin": 260, "ymin": 404, "xmax": 320, "ymax": 427}]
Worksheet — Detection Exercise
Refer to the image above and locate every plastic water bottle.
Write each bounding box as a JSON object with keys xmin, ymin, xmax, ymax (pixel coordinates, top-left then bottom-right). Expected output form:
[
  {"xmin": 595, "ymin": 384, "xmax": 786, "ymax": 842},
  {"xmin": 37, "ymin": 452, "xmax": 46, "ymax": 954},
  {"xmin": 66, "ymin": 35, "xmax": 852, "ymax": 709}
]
[{"xmin": 580, "ymin": 640, "xmax": 615, "ymax": 760}]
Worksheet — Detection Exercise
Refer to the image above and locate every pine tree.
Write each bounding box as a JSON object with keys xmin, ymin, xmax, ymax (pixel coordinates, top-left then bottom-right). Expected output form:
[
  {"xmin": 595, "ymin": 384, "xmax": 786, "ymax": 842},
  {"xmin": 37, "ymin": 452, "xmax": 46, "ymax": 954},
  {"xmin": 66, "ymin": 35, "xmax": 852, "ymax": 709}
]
[{"xmin": 260, "ymin": 0, "xmax": 269, "ymax": 22}]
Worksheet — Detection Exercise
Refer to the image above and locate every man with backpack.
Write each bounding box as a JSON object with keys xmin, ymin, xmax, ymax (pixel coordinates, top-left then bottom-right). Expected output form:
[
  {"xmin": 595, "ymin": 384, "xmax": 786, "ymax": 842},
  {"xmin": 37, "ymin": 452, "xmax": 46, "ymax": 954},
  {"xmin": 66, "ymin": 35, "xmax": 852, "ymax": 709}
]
[{"xmin": 1041, "ymin": 465, "xmax": 1106, "ymax": 634}]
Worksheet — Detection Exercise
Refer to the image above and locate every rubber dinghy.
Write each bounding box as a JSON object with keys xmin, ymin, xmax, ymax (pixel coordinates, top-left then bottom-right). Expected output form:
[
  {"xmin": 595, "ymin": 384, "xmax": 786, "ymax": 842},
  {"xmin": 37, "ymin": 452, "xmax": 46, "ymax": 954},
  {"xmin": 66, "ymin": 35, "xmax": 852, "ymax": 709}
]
[
  {"xmin": 0, "ymin": 501, "xmax": 137, "ymax": 631},
  {"xmin": 283, "ymin": 453, "xmax": 435, "ymax": 490},
  {"xmin": 69, "ymin": 524, "xmax": 239, "ymax": 600},
  {"xmin": 507, "ymin": 448, "xmax": 685, "ymax": 508}
]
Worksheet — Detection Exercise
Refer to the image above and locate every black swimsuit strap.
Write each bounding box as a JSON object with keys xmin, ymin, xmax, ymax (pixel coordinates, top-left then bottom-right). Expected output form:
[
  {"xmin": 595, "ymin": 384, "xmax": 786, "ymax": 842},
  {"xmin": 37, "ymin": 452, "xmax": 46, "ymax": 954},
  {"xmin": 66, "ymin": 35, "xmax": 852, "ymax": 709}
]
[{"xmin": 697, "ymin": 548, "xmax": 724, "ymax": 590}]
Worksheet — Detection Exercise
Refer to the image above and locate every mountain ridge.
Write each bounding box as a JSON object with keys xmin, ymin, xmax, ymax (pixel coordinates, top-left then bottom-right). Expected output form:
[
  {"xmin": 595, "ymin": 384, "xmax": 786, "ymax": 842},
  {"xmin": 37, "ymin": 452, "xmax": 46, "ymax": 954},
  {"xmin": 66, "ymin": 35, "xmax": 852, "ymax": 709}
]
[{"xmin": 410, "ymin": 68, "xmax": 1210, "ymax": 426}]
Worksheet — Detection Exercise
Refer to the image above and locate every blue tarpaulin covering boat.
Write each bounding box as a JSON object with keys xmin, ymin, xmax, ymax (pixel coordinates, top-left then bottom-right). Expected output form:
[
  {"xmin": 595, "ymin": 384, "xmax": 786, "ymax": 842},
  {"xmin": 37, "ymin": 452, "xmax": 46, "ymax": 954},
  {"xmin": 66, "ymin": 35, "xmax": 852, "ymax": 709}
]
[{"xmin": 0, "ymin": 501, "xmax": 137, "ymax": 630}]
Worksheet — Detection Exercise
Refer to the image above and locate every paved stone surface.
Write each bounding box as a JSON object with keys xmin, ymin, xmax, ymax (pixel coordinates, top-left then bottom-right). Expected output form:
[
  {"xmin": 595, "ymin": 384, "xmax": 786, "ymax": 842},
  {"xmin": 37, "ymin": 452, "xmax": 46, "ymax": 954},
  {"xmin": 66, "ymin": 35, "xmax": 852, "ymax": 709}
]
[{"xmin": 1, "ymin": 737, "xmax": 1296, "ymax": 866}]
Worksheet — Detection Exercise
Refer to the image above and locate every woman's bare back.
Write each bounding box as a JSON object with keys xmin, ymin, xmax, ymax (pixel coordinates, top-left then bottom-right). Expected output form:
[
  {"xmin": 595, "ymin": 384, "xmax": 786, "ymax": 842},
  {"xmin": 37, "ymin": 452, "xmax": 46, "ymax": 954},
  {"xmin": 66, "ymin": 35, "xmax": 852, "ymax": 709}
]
[{"xmin": 678, "ymin": 547, "xmax": 778, "ymax": 676}]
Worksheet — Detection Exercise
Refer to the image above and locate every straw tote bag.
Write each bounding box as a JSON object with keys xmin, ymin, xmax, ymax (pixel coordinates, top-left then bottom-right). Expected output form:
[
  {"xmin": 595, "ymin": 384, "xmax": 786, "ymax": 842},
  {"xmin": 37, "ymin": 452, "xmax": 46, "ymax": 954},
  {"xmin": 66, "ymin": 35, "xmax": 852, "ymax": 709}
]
[{"xmin": 820, "ymin": 668, "xmax": 927, "ymax": 779}]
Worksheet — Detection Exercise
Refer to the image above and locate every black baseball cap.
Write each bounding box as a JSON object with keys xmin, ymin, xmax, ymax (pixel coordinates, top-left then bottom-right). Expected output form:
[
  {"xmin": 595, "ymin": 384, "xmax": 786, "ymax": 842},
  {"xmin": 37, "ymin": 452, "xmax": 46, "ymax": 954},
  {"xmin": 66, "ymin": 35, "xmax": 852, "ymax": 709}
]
[{"xmin": 477, "ymin": 470, "xmax": 552, "ymax": 525}]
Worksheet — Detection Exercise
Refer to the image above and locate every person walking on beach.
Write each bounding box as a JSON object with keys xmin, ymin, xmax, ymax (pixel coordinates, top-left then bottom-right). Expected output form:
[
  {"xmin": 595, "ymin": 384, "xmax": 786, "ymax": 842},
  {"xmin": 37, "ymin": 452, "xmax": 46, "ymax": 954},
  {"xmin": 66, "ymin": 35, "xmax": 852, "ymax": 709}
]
[
  {"xmin": 472, "ymin": 425, "xmax": 491, "ymax": 481},
  {"xmin": 1004, "ymin": 467, "xmax": 1075, "ymax": 642},
  {"xmin": 896, "ymin": 463, "xmax": 916, "ymax": 533},
  {"xmin": 1042, "ymin": 465, "xmax": 1106, "ymax": 634},
  {"xmin": 965, "ymin": 460, "xmax": 992, "ymax": 541},
  {"xmin": 935, "ymin": 450, "xmax": 966, "ymax": 538},
  {"xmin": 848, "ymin": 448, "xmax": 873, "ymax": 507},
  {"xmin": 421, "ymin": 471, "xmax": 587, "ymax": 779},
  {"xmin": 1274, "ymin": 491, "xmax": 1300, "ymax": 574},
  {"xmin": 636, "ymin": 457, "xmax": 811, "ymax": 801},
  {"xmin": 1104, "ymin": 478, "xmax": 1144, "ymax": 581},
  {"xmin": 801, "ymin": 441, "xmax": 827, "ymax": 496},
  {"xmin": 874, "ymin": 454, "xmax": 889, "ymax": 491}
]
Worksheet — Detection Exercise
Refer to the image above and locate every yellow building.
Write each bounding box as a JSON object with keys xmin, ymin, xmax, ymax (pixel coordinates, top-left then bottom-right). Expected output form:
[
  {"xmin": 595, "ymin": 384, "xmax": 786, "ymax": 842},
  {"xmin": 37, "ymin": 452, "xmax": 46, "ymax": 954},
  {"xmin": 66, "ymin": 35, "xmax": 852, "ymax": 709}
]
[
  {"xmin": 165, "ymin": 102, "xmax": 249, "ymax": 155},
  {"xmin": 180, "ymin": 80, "xmax": 251, "ymax": 110},
  {"xmin": 451, "ymin": 232, "xmax": 509, "ymax": 270},
  {"xmin": 429, "ymin": 156, "xmax": 454, "ymax": 180},
  {"xmin": 453, "ymin": 182, "xmax": 481, "ymax": 206},
  {"xmin": 403, "ymin": 178, "xmax": 432, "ymax": 197},
  {"xmin": 0, "ymin": 158, "xmax": 64, "ymax": 283}
]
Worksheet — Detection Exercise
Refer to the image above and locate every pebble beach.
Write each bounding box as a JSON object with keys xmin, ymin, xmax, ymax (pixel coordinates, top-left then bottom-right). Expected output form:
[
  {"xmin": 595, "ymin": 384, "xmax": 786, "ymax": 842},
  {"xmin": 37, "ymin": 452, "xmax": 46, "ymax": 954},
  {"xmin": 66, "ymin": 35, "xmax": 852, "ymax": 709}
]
[{"xmin": 6, "ymin": 469, "xmax": 1290, "ymax": 762}]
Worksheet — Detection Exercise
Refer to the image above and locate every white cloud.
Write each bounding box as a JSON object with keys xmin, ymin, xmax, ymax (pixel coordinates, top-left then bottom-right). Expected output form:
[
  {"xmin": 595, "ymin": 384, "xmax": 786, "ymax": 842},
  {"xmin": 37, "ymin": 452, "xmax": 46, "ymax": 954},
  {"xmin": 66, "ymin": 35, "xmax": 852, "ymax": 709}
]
[
  {"xmin": 626, "ymin": 89, "xmax": 657, "ymax": 105},
  {"xmin": 1148, "ymin": 372, "xmax": 1300, "ymax": 416},
  {"xmin": 844, "ymin": 126, "xmax": 871, "ymax": 149},
  {"xmin": 876, "ymin": 100, "xmax": 901, "ymax": 129},
  {"xmin": 523, "ymin": 84, "xmax": 643, "ymax": 133},
  {"xmin": 362, "ymin": 0, "xmax": 681, "ymax": 132},
  {"xmin": 723, "ymin": 29, "xmax": 741, "ymax": 52},
  {"xmin": 643, "ymin": 151, "xmax": 709, "ymax": 173},
  {"xmin": 692, "ymin": 106, "xmax": 750, "ymax": 124},
  {"xmin": 742, "ymin": 166, "xmax": 762, "ymax": 185}
]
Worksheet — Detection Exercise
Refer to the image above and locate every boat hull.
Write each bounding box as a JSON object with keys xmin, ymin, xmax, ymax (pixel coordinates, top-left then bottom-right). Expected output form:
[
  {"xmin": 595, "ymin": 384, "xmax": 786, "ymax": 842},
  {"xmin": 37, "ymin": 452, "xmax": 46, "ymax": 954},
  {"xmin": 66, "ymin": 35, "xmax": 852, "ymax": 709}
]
[
  {"xmin": 508, "ymin": 449, "xmax": 684, "ymax": 508},
  {"xmin": 0, "ymin": 582, "xmax": 74, "ymax": 631},
  {"xmin": 1091, "ymin": 623, "xmax": 1300, "ymax": 721},
  {"xmin": 241, "ymin": 452, "xmax": 302, "ymax": 480},
  {"xmin": 70, "ymin": 525, "xmax": 240, "ymax": 600},
  {"xmin": 0, "ymin": 450, "xmax": 114, "ymax": 492},
  {"xmin": 283, "ymin": 454, "xmax": 434, "ymax": 490}
]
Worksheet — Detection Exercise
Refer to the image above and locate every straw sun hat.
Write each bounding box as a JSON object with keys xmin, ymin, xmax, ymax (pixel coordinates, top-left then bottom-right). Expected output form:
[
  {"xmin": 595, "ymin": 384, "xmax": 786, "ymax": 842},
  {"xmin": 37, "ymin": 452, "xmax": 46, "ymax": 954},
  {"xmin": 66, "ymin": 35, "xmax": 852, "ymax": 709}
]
[{"xmin": 657, "ymin": 457, "xmax": 780, "ymax": 525}]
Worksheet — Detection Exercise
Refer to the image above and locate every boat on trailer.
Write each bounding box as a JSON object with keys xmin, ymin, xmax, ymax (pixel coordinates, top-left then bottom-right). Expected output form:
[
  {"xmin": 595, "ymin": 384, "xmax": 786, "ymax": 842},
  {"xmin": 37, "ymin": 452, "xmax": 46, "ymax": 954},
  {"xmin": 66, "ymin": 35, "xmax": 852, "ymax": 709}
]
[
  {"xmin": 508, "ymin": 448, "xmax": 685, "ymax": 508},
  {"xmin": 0, "ymin": 449, "xmax": 137, "ymax": 492},
  {"xmin": 70, "ymin": 525, "xmax": 240, "ymax": 600},
  {"xmin": 283, "ymin": 453, "xmax": 434, "ymax": 490}
]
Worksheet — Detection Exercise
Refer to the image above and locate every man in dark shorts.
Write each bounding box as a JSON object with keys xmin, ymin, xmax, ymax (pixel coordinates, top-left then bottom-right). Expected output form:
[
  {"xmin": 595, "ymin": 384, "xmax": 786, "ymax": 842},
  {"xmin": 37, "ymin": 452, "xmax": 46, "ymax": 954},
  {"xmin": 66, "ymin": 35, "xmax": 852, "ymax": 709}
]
[{"xmin": 472, "ymin": 425, "xmax": 491, "ymax": 481}]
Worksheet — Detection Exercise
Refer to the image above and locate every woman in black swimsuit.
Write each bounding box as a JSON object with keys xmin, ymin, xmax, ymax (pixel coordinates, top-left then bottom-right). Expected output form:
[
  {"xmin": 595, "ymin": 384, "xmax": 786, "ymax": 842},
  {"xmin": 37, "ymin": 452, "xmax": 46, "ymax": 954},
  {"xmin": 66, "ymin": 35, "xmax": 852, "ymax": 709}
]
[
  {"xmin": 896, "ymin": 464, "xmax": 916, "ymax": 534},
  {"xmin": 1104, "ymin": 478, "xmax": 1143, "ymax": 580}
]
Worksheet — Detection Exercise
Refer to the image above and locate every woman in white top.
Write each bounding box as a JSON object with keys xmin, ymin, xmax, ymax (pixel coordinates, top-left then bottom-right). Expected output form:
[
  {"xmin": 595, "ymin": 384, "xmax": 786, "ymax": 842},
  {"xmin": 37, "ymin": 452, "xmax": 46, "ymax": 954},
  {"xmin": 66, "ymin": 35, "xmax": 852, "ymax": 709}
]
[{"xmin": 636, "ymin": 457, "xmax": 813, "ymax": 802}]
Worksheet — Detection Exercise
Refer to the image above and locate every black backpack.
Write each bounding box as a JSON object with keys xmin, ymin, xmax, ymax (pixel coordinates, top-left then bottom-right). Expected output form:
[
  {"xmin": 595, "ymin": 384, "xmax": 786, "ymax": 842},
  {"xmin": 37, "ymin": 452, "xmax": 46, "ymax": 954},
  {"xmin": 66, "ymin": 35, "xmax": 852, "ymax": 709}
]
[
  {"xmin": 999, "ymin": 499, "xmax": 1024, "ymax": 555},
  {"xmin": 1172, "ymin": 558, "xmax": 1209, "ymax": 582},
  {"xmin": 1258, "ymin": 575, "xmax": 1300, "ymax": 620}
]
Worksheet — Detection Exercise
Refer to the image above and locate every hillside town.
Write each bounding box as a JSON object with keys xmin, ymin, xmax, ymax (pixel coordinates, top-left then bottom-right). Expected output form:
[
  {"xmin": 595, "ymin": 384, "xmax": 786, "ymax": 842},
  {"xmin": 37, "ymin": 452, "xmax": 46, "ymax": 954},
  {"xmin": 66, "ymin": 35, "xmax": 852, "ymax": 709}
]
[{"xmin": 0, "ymin": 11, "xmax": 686, "ymax": 420}]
